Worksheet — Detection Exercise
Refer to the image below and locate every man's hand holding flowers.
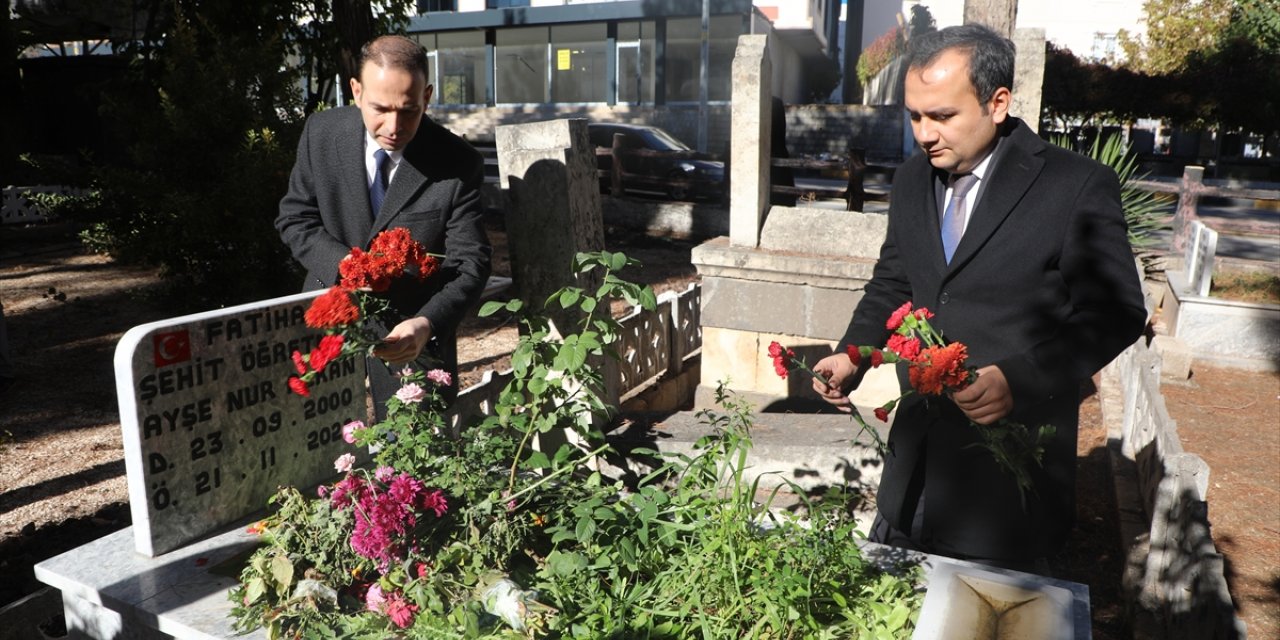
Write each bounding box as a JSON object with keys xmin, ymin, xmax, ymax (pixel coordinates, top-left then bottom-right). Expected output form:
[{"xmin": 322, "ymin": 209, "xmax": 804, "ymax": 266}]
[
  {"xmin": 810, "ymin": 352, "xmax": 859, "ymax": 412},
  {"xmin": 951, "ymin": 364, "xmax": 1013, "ymax": 425},
  {"xmin": 289, "ymin": 228, "xmax": 442, "ymax": 396}
]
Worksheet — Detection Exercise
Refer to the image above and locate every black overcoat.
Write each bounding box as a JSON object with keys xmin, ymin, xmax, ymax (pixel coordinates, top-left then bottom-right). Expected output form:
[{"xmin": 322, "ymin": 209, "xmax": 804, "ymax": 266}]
[{"xmin": 840, "ymin": 118, "xmax": 1147, "ymax": 560}]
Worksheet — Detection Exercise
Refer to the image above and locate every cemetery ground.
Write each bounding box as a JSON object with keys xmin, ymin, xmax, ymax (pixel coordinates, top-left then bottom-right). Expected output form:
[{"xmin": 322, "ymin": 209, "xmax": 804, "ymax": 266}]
[{"xmin": 1, "ymin": 216, "xmax": 1277, "ymax": 639}]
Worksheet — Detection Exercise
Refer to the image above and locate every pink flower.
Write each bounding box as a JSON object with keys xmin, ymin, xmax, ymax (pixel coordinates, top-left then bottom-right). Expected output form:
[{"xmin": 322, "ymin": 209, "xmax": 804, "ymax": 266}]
[
  {"xmin": 426, "ymin": 369, "xmax": 452, "ymax": 387},
  {"xmin": 384, "ymin": 591, "xmax": 418, "ymax": 629},
  {"xmin": 375, "ymin": 465, "xmax": 395, "ymax": 482},
  {"xmin": 395, "ymin": 383, "xmax": 426, "ymax": 404},
  {"xmin": 342, "ymin": 420, "xmax": 365, "ymax": 444},
  {"xmin": 399, "ymin": 366, "xmax": 414, "ymax": 378},
  {"xmin": 418, "ymin": 489, "xmax": 449, "ymax": 518},
  {"xmin": 334, "ymin": 453, "xmax": 355, "ymax": 473},
  {"xmin": 365, "ymin": 583, "xmax": 385, "ymax": 613},
  {"xmin": 317, "ymin": 485, "xmax": 328, "ymax": 498}
]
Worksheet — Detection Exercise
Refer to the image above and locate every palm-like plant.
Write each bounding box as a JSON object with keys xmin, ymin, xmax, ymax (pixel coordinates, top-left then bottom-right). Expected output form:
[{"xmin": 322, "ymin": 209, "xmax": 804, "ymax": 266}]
[{"xmin": 1053, "ymin": 133, "xmax": 1170, "ymax": 271}]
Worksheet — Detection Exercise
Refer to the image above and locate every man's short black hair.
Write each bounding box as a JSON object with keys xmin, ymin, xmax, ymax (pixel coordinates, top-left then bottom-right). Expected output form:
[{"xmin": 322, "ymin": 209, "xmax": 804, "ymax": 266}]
[{"xmin": 906, "ymin": 24, "xmax": 1015, "ymax": 104}]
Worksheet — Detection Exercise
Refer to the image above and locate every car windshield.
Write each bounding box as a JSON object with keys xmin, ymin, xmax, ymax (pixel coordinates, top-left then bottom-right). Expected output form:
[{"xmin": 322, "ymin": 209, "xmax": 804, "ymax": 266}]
[{"xmin": 642, "ymin": 128, "xmax": 692, "ymax": 152}]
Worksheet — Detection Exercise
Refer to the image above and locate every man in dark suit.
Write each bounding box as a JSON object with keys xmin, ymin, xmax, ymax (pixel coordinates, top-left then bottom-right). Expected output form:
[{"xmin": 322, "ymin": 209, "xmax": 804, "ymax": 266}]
[
  {"xmin": 812, "ymin": 24, "xmax": 1146, "ymax": 570},
  {"xmin": 277, "ymin": 35, "xmax": 491, "ymax": 413}
]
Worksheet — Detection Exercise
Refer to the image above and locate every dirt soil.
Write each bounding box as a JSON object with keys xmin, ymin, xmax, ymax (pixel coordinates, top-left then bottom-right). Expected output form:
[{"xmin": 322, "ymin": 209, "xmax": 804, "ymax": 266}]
[{"xmin": 2, "ymin": 218, "xmax": 1277, "ymax": 639}]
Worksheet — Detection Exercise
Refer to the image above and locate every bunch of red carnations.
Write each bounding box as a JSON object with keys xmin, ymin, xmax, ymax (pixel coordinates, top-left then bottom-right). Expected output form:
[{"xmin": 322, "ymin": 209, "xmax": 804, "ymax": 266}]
[
  {"xmin": 770, "ymin": 302, "xmax": 1055, "ymax": 506},
  {"xmin": 288, "ymin": 228, "xmax": 440, "ymax": 397}
]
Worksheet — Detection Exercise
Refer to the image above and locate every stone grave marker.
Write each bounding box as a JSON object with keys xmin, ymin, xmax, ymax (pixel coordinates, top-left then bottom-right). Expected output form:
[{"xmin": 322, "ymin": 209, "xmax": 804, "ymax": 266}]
[
  {"xmin": 1185, "ymin": 220, "xmax": 1218, "ymax": 297},
  {"xmin": 116, "ymin": 291, "xmax": 367, "ymax": 556}
]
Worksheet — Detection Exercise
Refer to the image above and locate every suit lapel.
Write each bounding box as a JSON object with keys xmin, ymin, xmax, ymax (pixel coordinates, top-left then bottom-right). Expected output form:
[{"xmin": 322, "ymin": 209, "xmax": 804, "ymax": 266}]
[
  {"xmin": 896, "ymin": 158, "xmax": 948, "ymax": 273},
  {"xmin": 371, "ymin": 157, "xmax": 427, "ymax": 236},
  {"xmin": 946, "ymin": 122, "xmax": 1044, "ymax": 272},
  {"xmin": 338, "ymin": 111, "xmax": 374, "ymax": 238}
]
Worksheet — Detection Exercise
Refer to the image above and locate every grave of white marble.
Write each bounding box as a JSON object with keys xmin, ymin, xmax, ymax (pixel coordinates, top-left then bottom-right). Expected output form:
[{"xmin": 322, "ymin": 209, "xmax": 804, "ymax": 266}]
[{"xmin": 116, "ymin": 290, "xmax": 367, "ymax": 556}]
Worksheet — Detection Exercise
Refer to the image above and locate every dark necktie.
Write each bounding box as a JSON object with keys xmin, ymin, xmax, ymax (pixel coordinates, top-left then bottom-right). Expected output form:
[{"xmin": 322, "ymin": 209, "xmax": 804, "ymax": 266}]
[
  {"xmin": 370, "ymin": 149, "xmax": 390, "ymax": 218},
  {"xmin": 941, "ymin": 173, "xmax": 978, "ymax": 263}
]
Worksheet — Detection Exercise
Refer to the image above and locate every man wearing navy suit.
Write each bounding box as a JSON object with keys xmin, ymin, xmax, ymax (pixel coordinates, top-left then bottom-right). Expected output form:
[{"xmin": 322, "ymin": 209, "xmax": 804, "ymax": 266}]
[
  {"xmin": 277, "ymin": 35, "xmax": 491, "ymax": 412},
  {"xmin": 812, "ymin": 25, "xmax": 1146, "ymax": 571}
]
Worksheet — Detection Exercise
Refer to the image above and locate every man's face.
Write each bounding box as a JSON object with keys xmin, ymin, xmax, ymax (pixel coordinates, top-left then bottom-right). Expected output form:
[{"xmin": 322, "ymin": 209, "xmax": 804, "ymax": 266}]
[
  {"xmin": 350, "ymin": 62, "xmax": 433, "ymax": 152},
  {"xmin": 904, "ymin": 48, "xmax": 1009, "ymax": 174}
]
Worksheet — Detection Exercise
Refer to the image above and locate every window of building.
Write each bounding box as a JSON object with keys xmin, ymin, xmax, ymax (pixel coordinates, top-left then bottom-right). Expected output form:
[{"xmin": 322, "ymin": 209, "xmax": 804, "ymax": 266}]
[
  {"xmin": 421, "ymin": 0, "xmax": 456, "ymax": 10},
  {"xmin": 707, "ymin": 16, "xmax": 741, "ymax": 101},
  {"xmin": 550, "ymin": 23, "xmax": 607, "ymax": 103},
  {"xmin": 616, "ymin": 21, "xmax": 655, "ymax": 104},
  {"xmin": 496, "ymin": 26, "xmax": 548, "ymax": 104},
  {"xmin": 1091, "ymin": 32, "xmax": 1118, "ymax": 61},
  {"xmin": 436, "ymin": 31, "xmax": 486, "ymax": 105},
  {"xmin": 664, "ymin": 16, "xmax": 740, "ymax": 102},
  {"xmin": 487, "ymin": 0, "xmax": 530, "ymax": 7}
]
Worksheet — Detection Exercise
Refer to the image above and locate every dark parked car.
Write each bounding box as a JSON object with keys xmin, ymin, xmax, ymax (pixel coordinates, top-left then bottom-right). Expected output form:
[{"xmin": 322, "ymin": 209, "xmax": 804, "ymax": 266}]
[{"xmin": 587, "ymin": 123, "xmax": 725, "ymax": 202}]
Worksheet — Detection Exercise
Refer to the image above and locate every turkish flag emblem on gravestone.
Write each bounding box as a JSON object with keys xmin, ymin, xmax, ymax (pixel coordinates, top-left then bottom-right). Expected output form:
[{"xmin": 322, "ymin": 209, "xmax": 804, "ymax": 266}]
[{"xmin": 152, "ymin": 330, "xmax": 191, "ymax": 366}]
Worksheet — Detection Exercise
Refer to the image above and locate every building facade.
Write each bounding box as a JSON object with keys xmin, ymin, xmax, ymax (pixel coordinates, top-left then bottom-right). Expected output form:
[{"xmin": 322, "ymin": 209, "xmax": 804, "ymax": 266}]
[{"xmin": 408, "ymin": 0, "xmax": 842, "ymax": 150}]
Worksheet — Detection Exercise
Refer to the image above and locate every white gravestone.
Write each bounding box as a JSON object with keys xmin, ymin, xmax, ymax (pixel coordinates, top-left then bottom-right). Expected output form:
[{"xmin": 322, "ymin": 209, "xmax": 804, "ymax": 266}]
[
  {"xmin": 116, "ymin": 291, "xmax": 368, "ymax": 556},
  {"xmin": 1185, "ymin": 220, "xmax": 1218, "ymax": 297}
]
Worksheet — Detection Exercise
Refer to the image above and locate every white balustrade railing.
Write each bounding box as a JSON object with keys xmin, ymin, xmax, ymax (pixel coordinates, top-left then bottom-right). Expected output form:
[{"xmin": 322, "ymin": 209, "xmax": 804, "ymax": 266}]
[
  {"xmin": 1, "ymin": 185, "xmax": 86, "ymax": 225},
  {"xmin": 1107, "ymin": 341, "xmax": 1242, "ymax": 639},
  {"xmin": 450, "ymin": 282, "xmax": 701, "ymax": 423}
]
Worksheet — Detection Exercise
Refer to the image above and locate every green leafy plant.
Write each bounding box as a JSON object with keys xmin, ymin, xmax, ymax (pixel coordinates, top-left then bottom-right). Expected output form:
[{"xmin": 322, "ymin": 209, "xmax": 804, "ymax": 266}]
[{"xmin": 230, "ymin": 251, "xmax": 922, "ymax": 638}]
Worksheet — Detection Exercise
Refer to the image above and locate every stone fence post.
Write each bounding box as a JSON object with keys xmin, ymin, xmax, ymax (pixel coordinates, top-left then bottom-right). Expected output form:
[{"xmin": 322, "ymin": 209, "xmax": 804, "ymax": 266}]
[
  {"xmin": 1171, "ymin": 166, "xmax": 1205, "ymax": 254},
  {"xmin": 729, "ymin": 34, "xmax": 771, "ymax": 248}
]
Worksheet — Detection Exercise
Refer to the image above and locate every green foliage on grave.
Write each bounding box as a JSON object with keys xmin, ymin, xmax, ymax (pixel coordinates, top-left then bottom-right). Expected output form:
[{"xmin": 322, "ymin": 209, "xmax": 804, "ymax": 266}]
[{"xmin": 229, "ymin": 252, "xmax": 923, "ymax": 639}]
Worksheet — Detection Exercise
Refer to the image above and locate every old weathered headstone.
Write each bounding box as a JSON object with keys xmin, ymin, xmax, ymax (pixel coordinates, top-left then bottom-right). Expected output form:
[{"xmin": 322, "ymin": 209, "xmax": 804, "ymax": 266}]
[
  {"xmin": 730, "ymin": 34, "xmax": 771, "ymax": 248},
  {"xmin": 116, "ymin": 291, "xmax": 367, "ymax": 556},
  {"xmin": 1185, "ymin": 220, "xmax": 1218, "ymax": 297}
]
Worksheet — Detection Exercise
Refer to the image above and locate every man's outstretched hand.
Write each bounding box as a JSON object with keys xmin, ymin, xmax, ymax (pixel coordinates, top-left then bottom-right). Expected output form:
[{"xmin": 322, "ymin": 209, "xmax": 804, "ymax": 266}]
[
  {"xmin": 373, "ymin": 316, "xmax": 432, "ymax": 365},
  {"xmin": 811, "ymin": 352, "xmax": 859, "ymax": 412}
]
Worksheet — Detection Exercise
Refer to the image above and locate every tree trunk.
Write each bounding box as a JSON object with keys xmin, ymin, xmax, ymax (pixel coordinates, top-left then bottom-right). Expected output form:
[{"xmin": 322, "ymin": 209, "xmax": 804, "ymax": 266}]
[
  {"xmin": 0, "ymin": 6, "xmax": 21, "ymax": 176},
  {"xmin": 333, "ymin": 0, "xmax": 374, "ymax": 102},
  {"xmin": 963, "ymin": 0, "xmax": 1018, "ymax": 38}
]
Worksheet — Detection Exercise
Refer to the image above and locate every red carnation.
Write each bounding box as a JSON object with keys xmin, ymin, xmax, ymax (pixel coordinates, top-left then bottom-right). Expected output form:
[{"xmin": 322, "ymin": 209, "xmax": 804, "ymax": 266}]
[
  {"xmin": 886, "ymin": 302, "xmax": 914, "ymax": 331},
  {"xmin": 768, "ymin": 341, "xmax": 784, "ymax": 358},
  {"xmin": 869, "ymin": 349, "xmax": 885, "ymax": 368},
  {"xmin": 845, "ymin": 345, "xmax": 861, "ymax": 367},
  {"xmin": 339, "ymin": 249, "xmax": 398, "ymax": 292},
  {"xmin": 913, "ymin": 307, "xmax": 935, "ymax": 321},
  {"xmin": 291, "ymin": 350, "xmax": 307, "ymax": 375},
  {"xmin": 874, "ymin": 407, "xmax": 890, "ymax": 422},
  {"xmin": 886, "ymin": 334, "xmax": 922, "ymax": 362},
  {"xmin": 908, "ymin": 343, "xmax": 970, "ymax": 395},
  {"xmin": 414, "ymin": 254, "xmax": 440, "ymax": 281},
  {"xmin": 309, "ymin": 335, "xmax": 345, "ymax": 372},
  {"xmin": 288, "ymin": 376, "xmax": 311, "ymax": 397},
  {"xmin": 305, "ymin": 287, "xmax": 361, "ymax": 328}
]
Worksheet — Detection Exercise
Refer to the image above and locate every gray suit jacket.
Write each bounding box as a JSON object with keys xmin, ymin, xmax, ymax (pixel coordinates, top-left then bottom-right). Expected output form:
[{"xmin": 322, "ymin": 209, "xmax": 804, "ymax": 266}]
[
  {"xmin": 840, "ymin": 118, "xmax": 1146, "ymax": 560},
  {"xmin": 277, "ymin": 106, "xmax": 491, "ymax": 402}
]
